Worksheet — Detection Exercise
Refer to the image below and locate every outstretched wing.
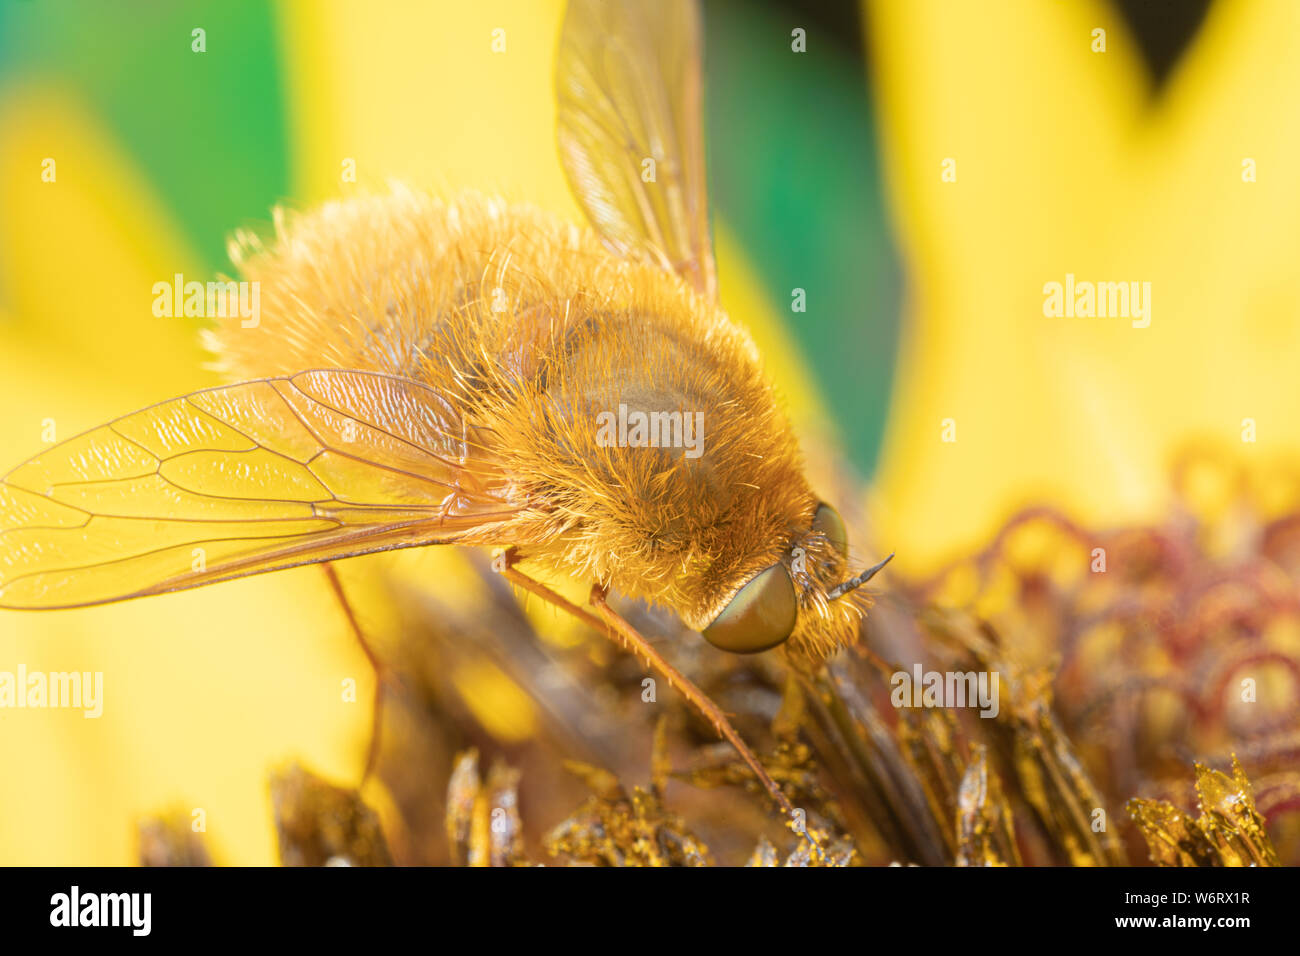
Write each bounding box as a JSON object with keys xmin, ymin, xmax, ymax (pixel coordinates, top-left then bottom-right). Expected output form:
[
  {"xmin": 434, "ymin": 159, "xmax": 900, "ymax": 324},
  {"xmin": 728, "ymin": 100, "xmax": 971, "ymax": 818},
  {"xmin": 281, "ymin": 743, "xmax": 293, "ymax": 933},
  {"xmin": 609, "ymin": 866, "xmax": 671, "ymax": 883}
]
[
  {"xmin": 556, "ymin": 0, "xmax": 717, "ymax": 300},
  {"xmin": 0, "ymin": 369, "xmax": 518, "ymax": 609}
]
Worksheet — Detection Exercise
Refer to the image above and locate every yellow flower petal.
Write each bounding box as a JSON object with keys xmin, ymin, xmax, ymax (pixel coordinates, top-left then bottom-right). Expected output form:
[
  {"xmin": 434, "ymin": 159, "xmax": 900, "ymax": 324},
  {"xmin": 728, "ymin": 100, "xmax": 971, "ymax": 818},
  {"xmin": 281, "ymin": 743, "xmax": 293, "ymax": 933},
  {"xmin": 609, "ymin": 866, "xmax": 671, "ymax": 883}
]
[{"xmin": 867, "ymin": 0, "xmax": 1300, "ymax": 570}]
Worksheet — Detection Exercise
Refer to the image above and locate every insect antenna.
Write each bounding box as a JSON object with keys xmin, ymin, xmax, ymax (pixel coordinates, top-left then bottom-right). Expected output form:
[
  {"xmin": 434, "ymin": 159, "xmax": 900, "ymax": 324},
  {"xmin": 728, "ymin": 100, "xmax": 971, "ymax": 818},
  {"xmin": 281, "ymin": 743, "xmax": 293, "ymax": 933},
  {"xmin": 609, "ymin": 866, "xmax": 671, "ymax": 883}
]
[{"xmin": 827, "ymin": 553, "xmax": 895, "ymax": 601}]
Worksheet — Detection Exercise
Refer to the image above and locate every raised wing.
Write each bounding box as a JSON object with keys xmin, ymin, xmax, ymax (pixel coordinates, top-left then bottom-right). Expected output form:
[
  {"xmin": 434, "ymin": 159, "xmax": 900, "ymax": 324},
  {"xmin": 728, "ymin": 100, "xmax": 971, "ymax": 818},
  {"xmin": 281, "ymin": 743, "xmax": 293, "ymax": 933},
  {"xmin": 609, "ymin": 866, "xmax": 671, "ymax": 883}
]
[
  {"xmin": 556, "ymin": 0, "xmax": 717, "ymax": 299},
  {"xmin": 0, "ymin": 370, "xmax": 518, "ymax": 609}
]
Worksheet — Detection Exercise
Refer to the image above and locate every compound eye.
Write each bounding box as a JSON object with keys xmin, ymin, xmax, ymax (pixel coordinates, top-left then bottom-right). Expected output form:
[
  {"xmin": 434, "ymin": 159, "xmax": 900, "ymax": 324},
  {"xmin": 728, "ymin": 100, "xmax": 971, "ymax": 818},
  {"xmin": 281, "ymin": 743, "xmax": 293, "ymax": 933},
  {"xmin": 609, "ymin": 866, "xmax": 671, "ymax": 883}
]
[
  {"xmin": 812, "ymin": 503, "xmax": 849, "ymax": 559},
  {"xmin": 701, "ymin": 563, "xmax": 797, "ymax": 654}
]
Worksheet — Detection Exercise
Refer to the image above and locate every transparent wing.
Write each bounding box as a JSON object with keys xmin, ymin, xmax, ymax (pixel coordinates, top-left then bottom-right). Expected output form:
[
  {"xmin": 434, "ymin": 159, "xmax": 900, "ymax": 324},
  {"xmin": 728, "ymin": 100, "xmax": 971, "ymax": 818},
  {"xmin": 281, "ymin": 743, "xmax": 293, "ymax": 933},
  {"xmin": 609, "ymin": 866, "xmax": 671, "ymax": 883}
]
[
  {"xmin": 556, "ymin": 0, "xmax": 717, "ymax": 299},
  {"xmin": 0, "ymin": 369, "xmax": 518, "ymax": 609}
]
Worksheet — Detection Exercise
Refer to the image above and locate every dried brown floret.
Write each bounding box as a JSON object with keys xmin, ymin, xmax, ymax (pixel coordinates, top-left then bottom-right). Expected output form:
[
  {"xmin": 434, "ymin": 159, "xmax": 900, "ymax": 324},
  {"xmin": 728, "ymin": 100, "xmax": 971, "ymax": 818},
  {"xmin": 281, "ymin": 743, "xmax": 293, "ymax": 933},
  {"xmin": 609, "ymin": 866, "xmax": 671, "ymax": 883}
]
[
  {"xmin": 955, "ymin": 745, "xmax": 1019, "ymax": 867},
  {"xmin": 136, "ymin": 810, "xmax": 212, "ymax": 867},
  {"xmin": 783, "ymin": 835, "xmax": 856, "ymax": 867},
  {"xmin": 445, "ymin": 749, "xmax": 482, "ymax": 865},
  {"xmin": 923, "ymin": 611, "xmax": 1125, "ymax": 865},
  {"xmin": 485, "ymin": 762, "xmax": 527, "ymax": 867},
  {"xmin": 799, "ymin": 662, "xmax": 951, "ymax": 865},
  {"xmin": 1128, "ymin": 756, "xmax": 1279, "ymax": 866},
  {"xmin": 746, "ymin": 836, "xmax": 779, "ymax": 867},
  {"xmin": 545, "ymin": 781, "xmax": 713, "ymax": 866},
  {"xmin": 444, "ymin": 749, "xmax": 531, "ymax": 866},
  {"xmin": 897, "ymin": 706, "xmax": 965, "ymax": 859},
  {"xmin": 270, "ymin": 763, "xmax": 392, "ymax": 867},
  {"xmin": 1128, "ymin": 798, "xmax": 1220, "ymax": 867}
]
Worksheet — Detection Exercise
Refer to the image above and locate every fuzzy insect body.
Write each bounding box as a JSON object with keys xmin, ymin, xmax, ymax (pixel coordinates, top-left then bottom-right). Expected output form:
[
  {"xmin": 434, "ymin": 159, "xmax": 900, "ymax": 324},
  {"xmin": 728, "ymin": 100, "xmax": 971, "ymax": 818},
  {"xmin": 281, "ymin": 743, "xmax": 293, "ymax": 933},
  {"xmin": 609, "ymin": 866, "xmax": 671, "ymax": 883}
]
[
  {"xmin": 0, "ymin": 0, "xmax": 888, "ymax": 751},
  {"xmin": 200, "ymin": 188, "xmax": 861, "ymax": 659}
]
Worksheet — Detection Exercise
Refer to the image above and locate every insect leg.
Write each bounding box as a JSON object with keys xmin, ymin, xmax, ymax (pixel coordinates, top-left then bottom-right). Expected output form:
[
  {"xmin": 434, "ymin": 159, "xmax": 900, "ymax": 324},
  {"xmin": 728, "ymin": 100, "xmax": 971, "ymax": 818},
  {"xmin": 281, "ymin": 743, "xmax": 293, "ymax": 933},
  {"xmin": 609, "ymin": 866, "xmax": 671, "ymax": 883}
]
[
  {"xmin": 491, "ymin": 548, "xmax": 822, "ymax": 855},
  {"xmin": 587, "ymin": 585, "xmax": 820, "ymax": 849},
  {"xmin": 322, "ymin": 563, "xmax": 385, "ymax": 786}
]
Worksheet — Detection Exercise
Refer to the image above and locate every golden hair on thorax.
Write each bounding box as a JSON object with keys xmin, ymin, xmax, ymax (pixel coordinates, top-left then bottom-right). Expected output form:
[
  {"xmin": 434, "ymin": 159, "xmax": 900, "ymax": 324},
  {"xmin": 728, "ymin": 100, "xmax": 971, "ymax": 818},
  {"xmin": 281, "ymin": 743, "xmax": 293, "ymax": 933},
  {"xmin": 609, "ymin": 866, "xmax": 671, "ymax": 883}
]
[{"xmin": 207, "ymin": 185, "xmax": 869, "ymax": 660}]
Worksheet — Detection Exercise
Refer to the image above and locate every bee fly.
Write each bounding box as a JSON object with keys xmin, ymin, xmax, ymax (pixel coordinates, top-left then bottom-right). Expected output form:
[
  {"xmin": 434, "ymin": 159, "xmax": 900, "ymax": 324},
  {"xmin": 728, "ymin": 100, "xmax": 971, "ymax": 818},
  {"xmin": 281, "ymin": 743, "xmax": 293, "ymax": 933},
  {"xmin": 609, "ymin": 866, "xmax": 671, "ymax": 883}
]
[{"xmin": 0, "ymin": 0, "xmax": 892, "ymax": 843}]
